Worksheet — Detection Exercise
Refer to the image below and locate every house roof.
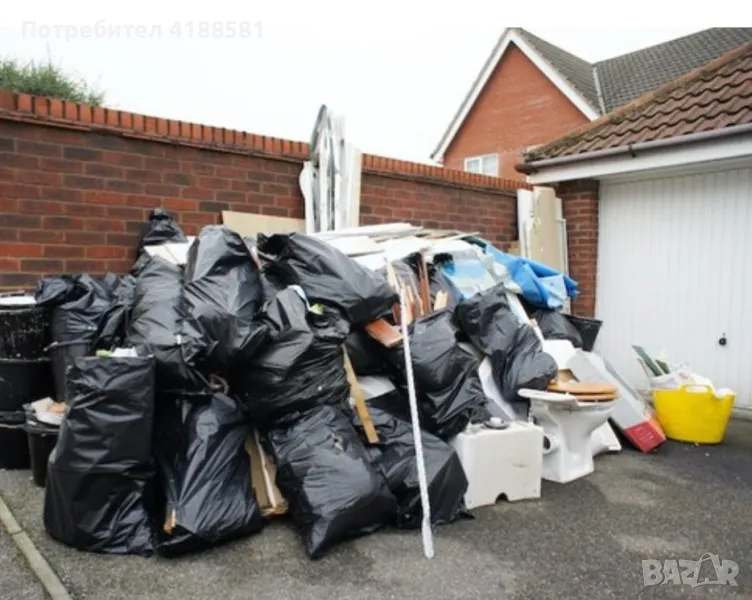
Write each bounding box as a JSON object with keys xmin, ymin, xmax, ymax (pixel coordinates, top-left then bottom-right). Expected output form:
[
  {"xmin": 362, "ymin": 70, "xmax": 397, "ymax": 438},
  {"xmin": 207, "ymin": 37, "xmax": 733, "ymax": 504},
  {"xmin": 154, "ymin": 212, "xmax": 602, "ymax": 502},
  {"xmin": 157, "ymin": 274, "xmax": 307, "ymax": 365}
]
[
  {"xmin": 431, "ymin": 27, "xmax": 752, "ymax": 162},
  {"xmin": 518, "ymin": 41, "xmax": 752, "ymax": 165},
  {"xmin": 516, "ymin": 29, "xmax": 602, "ymax": 112}
]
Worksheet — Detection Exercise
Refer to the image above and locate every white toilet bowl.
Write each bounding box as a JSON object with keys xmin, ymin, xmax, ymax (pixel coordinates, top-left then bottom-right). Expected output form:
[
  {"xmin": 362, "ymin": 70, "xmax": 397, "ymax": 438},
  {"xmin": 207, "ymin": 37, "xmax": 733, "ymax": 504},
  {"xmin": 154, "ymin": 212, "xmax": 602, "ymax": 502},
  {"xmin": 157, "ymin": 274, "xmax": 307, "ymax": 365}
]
[{"xmin": 522, "ymin": 390, "xmax": 615, "ymax": 484}]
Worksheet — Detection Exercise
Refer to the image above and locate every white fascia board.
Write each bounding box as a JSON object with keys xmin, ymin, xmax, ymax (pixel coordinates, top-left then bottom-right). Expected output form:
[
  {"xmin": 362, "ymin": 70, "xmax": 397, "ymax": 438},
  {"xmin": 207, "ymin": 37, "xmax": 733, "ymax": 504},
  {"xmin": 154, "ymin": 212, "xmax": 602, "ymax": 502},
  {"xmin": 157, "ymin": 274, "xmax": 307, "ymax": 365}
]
[
  {"xmin": 431, "ymin": 29, "xmax": 599, "ymax": 162},
  {"xmin": 526, "ymin": 135, "xmax": 752, "ymax": 185}
]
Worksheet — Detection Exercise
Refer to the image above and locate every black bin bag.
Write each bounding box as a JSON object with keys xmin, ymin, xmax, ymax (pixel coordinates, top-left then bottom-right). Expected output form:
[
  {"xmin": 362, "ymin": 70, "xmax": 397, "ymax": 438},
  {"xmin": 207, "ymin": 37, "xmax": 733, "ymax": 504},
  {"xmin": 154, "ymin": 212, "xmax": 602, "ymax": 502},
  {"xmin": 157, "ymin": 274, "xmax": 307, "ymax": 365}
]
[
  {"xmin": 351, "ymin": 398, "xmax": 468, "ymax": 529},
  {"xmin": 344, "ymin": 329, "xmax": 390, "ymax": 377},
  {"xmin": 43, "ymin": 356, "xmax": 156, "ymax": 556},
  {"xmin": 257, "ymin": 233, "xmax": 397, "ymax": 325},
  {"xmin": 532, "ymin": 308, "xmax": 583, "ymax": 348},
  {"xmin": 233, "ymin": 287, "xmax": 350, "ymax": 426},
  {"xmin": 388, "ymin": 309, "xmax": 489, "ymax": 440},
  {"xmin": 454, "ymin": 283, "xmax": 519, "ymax": 358},
  {"xmin": 264, "ymin": 404, "xmax": 397, "ymax": 559},
  {"xmin": 182, "ymin": 226, "xmax": 268, "ymax": 373},
  {"xmin": 127, "ymin": 256, "xmax": 205, "ymax": 392},
  {"xmin": 137, "ymin": 208, "xmax": 187, "ymax": 255},
  {"xmin": 498, "ymin": 324, "xmax": 558, "ymax": 404},
  {"xmin": 153, "ymin": 390, "xmax": 265, "ymax": 557},
  {"xmin": 94, "ymin": 274, "xmax": 138, "ymax": 351}
]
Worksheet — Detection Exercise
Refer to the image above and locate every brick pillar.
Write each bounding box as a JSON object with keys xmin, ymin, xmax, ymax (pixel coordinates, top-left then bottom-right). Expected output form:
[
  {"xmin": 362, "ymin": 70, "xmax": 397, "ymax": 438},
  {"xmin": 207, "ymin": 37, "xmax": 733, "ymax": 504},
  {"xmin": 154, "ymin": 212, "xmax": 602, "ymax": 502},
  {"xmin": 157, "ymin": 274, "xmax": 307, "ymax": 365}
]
[{"xmin": 559, "ymin": 179, "xmax": 599, "ymax": 317}]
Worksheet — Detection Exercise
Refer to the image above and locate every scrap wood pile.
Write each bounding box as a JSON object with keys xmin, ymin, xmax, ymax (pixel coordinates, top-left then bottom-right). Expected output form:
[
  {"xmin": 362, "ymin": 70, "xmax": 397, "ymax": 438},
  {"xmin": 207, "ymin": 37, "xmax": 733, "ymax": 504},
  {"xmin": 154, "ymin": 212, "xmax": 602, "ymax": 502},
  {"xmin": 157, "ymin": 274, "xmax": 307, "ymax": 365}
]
[{"xmin": 32, "ymin": 209, "xmax": 570, "ymax": 560}]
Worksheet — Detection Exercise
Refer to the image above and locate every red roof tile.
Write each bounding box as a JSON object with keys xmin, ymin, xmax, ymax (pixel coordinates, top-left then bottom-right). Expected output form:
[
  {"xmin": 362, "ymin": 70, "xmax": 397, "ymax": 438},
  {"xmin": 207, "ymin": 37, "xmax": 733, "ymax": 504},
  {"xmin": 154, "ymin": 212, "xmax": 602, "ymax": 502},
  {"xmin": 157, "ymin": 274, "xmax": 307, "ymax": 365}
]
[{"xmin": 520, "ymin": 41, "xmax": 752, "ymax": 164}]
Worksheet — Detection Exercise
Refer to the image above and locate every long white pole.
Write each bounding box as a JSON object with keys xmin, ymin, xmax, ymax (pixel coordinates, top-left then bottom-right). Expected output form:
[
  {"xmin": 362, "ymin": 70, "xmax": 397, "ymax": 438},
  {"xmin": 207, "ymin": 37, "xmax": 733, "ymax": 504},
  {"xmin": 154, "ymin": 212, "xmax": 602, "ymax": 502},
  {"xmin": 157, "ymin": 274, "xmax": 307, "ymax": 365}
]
[{"xmin": 399, "ymin": 290, "xmax": 435, "ymax": 559}]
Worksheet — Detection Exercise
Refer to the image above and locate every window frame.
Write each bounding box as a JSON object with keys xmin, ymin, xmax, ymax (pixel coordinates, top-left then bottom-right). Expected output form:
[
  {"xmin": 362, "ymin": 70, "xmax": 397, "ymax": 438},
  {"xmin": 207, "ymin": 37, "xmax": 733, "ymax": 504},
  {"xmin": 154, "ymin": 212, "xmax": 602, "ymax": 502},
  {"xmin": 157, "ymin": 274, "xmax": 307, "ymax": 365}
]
[{"xmin": 463, "ymin": 153, "xmax": 499, "ymax": 176}]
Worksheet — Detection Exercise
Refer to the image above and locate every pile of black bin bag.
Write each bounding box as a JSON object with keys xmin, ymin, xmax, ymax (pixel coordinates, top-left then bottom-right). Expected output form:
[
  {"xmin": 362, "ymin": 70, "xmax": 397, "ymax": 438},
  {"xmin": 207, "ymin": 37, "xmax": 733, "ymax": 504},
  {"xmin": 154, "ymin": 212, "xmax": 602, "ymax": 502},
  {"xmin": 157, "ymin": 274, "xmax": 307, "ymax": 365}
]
[{"xmin": 41, "ymin": 210, "xmax": 558, "ymax": 560}]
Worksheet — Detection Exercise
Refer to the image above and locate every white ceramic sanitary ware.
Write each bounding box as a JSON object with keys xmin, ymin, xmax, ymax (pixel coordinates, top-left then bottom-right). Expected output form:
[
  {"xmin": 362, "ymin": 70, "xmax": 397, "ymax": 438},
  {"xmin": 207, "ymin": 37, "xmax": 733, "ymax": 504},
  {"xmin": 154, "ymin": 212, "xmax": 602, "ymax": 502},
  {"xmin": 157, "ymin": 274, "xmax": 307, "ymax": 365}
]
[
  {"xmin": 450, "ymin": 420, "xmax": 544, "ymax": 509},
  {"xmin": 520, "ymin": 389, "xmax": 615, "ymax": 484}
]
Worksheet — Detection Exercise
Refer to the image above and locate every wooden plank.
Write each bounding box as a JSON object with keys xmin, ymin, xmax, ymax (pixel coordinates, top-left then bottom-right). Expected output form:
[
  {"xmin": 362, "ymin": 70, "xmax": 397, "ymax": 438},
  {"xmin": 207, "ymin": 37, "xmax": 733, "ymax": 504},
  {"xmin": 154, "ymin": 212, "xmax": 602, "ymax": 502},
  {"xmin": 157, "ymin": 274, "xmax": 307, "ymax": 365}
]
[
  {"xmin": 221, "ymin": 210, "xmax": 306, "ymax": 237},
  {"xmin": 343, "ymin": 350, "xmax": 379, "ymax": 444},
  {"xmin": 365, "ymin": 318, "xmax": 403, "ymax": 348},
  {"xmin": 418, "ymin": 253, "xmax": 431, "ymax": 314}
]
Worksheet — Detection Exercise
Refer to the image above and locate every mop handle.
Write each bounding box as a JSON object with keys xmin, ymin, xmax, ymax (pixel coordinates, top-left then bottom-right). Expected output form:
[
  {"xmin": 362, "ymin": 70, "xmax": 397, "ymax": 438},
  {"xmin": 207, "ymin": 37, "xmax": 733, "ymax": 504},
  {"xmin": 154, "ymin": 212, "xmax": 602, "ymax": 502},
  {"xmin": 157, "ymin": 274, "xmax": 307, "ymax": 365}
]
[{"xmin": 399, "ymin": 290, "xmax": 435, "ymax": 559}]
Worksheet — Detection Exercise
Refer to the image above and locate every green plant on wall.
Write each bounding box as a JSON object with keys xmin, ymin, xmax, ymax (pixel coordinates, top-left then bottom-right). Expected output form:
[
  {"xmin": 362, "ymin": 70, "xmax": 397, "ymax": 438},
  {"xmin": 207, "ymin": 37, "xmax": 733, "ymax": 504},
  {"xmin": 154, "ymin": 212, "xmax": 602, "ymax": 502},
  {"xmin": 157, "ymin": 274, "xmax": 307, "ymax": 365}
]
[{"xmin": 0, "ymin": 58, "xmax": 104, "ymax": 105}]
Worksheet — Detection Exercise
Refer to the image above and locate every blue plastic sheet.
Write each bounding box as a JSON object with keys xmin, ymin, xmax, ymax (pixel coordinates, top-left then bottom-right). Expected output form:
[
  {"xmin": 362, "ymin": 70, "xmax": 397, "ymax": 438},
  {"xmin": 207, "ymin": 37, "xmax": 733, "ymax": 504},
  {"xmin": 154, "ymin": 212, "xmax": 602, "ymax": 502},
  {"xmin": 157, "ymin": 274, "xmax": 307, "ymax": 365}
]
[{"xmin": 465, "ymin": 237, "xmax": 579, "ymax": 310}]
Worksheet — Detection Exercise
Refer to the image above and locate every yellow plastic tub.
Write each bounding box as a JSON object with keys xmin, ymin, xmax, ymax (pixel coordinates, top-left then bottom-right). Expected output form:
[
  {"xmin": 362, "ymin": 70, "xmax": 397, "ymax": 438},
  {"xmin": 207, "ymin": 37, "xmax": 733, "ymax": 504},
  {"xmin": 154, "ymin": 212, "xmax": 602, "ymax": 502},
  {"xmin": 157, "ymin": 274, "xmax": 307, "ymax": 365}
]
[{"xmin": 653, "ymin": 385, "xmax": 735, "ymax": 444}]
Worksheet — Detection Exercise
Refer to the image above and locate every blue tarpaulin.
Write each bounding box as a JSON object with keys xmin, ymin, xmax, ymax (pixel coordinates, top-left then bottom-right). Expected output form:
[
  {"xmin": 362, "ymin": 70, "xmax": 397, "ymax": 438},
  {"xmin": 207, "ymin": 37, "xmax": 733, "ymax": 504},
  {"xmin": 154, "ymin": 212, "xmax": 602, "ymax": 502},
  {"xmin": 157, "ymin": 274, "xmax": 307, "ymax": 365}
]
[{"xmin": 463, "ymin": 237, "xmax": 579, "ymax": 310}]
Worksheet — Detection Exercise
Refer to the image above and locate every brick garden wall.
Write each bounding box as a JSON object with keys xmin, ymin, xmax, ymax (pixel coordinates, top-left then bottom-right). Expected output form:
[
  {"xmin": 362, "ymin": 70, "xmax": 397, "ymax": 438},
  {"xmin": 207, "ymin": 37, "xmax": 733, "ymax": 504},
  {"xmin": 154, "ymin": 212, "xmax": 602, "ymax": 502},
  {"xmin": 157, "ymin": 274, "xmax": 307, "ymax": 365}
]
[{"xmin": 0, "ymin": 90, "xmax": 596, "ymax": 317}]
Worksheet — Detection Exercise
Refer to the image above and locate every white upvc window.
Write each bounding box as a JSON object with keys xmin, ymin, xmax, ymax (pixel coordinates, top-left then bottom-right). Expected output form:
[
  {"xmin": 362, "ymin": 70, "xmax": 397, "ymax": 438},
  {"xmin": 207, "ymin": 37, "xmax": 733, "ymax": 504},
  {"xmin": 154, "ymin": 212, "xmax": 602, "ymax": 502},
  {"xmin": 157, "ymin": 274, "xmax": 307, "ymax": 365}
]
[{"xmin": 464, "ymin": 153, "xmax": 499, "ymax": 176}]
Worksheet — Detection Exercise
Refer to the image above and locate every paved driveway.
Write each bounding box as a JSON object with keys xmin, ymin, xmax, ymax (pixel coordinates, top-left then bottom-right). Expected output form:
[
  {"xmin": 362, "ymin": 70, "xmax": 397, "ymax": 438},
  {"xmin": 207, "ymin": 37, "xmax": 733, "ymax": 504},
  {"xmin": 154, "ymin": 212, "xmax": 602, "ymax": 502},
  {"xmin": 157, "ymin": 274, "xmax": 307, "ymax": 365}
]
[{"xmin": 2, "ymin": 420, "xmax": 751, "ymax": 599}]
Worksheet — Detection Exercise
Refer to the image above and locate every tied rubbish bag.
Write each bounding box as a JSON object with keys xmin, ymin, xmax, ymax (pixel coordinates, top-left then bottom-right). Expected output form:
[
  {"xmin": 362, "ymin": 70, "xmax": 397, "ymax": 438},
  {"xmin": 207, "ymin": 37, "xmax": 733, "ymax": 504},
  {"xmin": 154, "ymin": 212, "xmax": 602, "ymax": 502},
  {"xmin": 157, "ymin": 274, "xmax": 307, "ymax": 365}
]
[
  {"xmin": 94, "ymin": 274, "xmax": 138, "ymax": 351},
  {"xmin": 44, "ymin": 356, "xmax": 156, "ymax": 556},
  {"xmin": 127, "ymin": 257, "xmax": 205, "ymax": 392},
  {"xmin": 137, "ymin": 208, "xmax": 187, "ymax": 255},
  {"xmin": 453, "ymin": 283, "xmax": 519, "ymax": 358},
  {"xmin": 264, "ymin": 404, "xmax": 397, "ymax": 558},
  {"xmin": 257, "ymin": 233, "xmax": 397, "ymax": 325},
  {"xmin": 389, "ymin": 309, "xmax": 490, "ymax": 440},
  {"xmin": 352, "ymin": 398, "xmax": 468, "ymax": 529},
  {"xmin": 532, "ymin": 308, "xmax": 583, "ymax": 348},
  {"xmin": 153, "ymin": 390, "xmax": 265, "ymax": 557},
  {"xmin": 498, "ymin": 324, "xmax": 558, "ymax": 404},
  {"xmin": 182, "ymin": 226, "xmax": 268, "ymax": 372},
  {"xmin": 233, "ymin": 287, "xmax": 350, "ymax": 425}
]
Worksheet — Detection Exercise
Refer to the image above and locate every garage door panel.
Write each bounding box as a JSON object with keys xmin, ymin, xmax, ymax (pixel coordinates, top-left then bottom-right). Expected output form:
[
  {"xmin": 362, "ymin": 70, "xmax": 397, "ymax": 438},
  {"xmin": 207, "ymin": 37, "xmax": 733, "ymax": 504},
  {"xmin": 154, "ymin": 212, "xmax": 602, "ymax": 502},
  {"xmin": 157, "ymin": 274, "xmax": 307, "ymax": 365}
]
[{"xmin": 595, "ymin": 167, "xmax": 752, "ymax": 410}]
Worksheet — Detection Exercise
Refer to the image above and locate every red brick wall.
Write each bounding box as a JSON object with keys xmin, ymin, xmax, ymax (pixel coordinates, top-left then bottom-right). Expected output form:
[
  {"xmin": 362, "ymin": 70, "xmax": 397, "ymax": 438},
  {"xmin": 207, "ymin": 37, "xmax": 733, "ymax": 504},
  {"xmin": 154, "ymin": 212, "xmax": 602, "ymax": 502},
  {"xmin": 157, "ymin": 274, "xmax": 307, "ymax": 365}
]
[
  {"xmin": 442, "ymin": 44, "xmax": 591, "ymax": 181},
  {"xmin": 559, "ymin": 179, "xmax": 599, "ymax": 318},
  {"xmin": 0, "ymin": 93, "xmax": 525, "ymax": 289}
]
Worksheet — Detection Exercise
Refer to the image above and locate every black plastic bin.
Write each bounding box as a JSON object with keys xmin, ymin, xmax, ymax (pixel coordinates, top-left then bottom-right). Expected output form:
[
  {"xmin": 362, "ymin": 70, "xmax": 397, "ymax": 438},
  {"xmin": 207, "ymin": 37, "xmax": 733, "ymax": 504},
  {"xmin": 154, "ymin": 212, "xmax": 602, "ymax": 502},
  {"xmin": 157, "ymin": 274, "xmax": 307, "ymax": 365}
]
[
  {"xmin": 49, "ymin": 340, "xmax": 91, "ymax": 402},
  {"xmin": 565, "ymin": 315, "xmax": 603, "ymax": 352},
  {"xmin": 0, "ymin": 358, "xmax": 55, "ymax": 413},
  {"xmin": 0, "ymin": 411, "xmax": 31, "ymax": 470},
  {"xmin": 25, "ymin": 417, "xmax": 59, "ymax": 487},
  {"xmin": 0, "ymin": 293, "xmax": 50, "ymax": 359}
]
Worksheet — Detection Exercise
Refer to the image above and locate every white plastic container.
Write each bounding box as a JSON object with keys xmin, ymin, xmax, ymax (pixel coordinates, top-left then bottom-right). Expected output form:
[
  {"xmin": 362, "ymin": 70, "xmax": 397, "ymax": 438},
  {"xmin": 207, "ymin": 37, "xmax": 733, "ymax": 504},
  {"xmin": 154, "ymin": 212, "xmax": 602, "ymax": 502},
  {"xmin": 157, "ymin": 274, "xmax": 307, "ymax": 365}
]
[{"xmin": 450, "ymin": 420, "xmax": 543, "ymax": 509}]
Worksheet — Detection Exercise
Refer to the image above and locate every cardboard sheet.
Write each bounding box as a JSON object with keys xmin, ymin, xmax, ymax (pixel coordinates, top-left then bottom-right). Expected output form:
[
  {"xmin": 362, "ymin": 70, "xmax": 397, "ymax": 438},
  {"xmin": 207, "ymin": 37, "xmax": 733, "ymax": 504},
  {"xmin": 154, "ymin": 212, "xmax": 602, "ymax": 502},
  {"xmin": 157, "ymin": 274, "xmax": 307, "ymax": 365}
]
[{"xmin": 222, "ymin": 211, "xmax": 306, "ymax": 237}]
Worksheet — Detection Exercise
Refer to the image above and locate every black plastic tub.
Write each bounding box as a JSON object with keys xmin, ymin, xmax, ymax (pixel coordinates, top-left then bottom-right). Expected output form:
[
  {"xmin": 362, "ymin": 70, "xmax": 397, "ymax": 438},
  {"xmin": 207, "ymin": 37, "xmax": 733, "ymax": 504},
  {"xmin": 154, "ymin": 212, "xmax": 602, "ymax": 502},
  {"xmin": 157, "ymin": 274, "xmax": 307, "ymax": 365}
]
[
  {"xmin": 0, "ymin": 358, "xmax": 55, "ymax": 413},
  {"xmin": 565, "ymin": 315, "xmax": 603, "ymax": 352},
  {"xmin": 50, "ymin": 340, "xmax": 91, "ymax": 402},
  {"xmin": 25, "ymin": 417, "xmax": 59, "ymax": 487},
  {"xmin": 0, "ymin": 293, "xmax": 50, "ymax": 359},
  {"xmin": 0, "ymin": 411, "xmax": 31, "ymax": 470}
]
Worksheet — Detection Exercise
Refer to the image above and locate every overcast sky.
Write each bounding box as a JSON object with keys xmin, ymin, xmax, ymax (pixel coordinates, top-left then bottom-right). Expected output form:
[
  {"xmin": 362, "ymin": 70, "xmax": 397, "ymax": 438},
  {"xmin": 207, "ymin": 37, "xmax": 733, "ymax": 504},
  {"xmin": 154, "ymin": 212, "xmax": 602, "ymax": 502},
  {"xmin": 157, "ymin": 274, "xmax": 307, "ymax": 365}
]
[{"xmin": 0, "ymin": 6, "xmax": 729, "ymax": 163}]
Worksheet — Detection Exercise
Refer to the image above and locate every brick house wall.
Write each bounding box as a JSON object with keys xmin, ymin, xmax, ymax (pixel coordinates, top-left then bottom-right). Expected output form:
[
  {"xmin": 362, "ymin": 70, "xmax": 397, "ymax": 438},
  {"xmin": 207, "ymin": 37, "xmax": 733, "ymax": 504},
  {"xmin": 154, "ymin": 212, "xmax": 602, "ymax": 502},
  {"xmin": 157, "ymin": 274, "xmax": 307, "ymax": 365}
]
[
  {"xmin": 442, "ymin": 44, "xmax": 590, "ymax": 181},
  {"xmin": 0, "ymin": 92, "xmax": 526, "ymax": 291},
  {"xmin": 558, "ymin": 179, "xmax": 599, "ymax": 318}
]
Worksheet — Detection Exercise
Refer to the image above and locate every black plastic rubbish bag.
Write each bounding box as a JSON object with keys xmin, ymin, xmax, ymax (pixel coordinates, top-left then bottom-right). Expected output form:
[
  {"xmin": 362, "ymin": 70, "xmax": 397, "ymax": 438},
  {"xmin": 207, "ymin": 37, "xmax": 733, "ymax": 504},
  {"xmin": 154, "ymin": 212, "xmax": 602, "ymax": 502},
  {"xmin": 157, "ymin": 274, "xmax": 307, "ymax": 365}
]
[
  {"xmin": 352, "ymin": 400, "xmax": 468, "ymax": 529},
  {"xmin": 345, "ymin": 329, "xmax": 390, "ymax": 377},
  {"xmin": 182, "ymin": 226, "xmax": 268, "ymax": 373},
  {"xmin": 454, "ymin": 283, "xmax": 519, "ymax": 358},
  {"xmin": 43, "ymin": 356, "xmax": 156, "ymax": 556},
  {"xmin": 264, "ymin": 404, "xmax": 397, "ymax": 558},
  {"xmin": 257, "ymin": 233, "xmax": 397, "ymax": 325},
  {"xmin": 137, "ymin": 208, "xmax": 187, "ymax": 255},
  {"xmin": 94, "ymin": 275, "xmax": 138, "ymax": 351},
  {"xmin": 388, "ymin": 309, "xmax": 489, "ymax": 440},
  {"xmin": 497, "ymin": 324, "xmax": 558, "ymax": 404},
  {"xmin": 153, "ymin": 390, "xmax": 265, "ymax": 557},
  {"xmin": 233, "ymin": 287, "xmax": 350, "ymax": 426},
  {"xmin": 532, "ymin": 309, "xmax": 583, "ymax": 348},
  {"xmin": 35, "ymin": 274, "xmax": 117, "ymax": 344},
  {"xmin": 127, "ymin": 257, "xmax": 205, "ymax": 392}
]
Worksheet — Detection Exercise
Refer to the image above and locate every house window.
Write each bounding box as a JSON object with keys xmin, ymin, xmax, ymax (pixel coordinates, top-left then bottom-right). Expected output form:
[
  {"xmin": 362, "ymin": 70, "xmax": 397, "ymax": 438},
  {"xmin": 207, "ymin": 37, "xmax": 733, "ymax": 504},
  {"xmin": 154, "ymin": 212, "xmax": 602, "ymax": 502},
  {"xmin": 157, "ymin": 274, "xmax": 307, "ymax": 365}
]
[{"xmin": 464, "ymin": 153, "xmax": 499, "ymax": 176}]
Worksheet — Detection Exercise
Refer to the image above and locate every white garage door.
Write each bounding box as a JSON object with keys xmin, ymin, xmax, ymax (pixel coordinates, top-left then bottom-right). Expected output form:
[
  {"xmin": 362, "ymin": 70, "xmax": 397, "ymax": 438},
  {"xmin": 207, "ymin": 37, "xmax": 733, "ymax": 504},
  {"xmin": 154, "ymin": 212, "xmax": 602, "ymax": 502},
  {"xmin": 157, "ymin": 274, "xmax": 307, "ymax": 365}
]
[{"xmin": 595, "ymin": 166, "xmax": 752, "ymax": 411}]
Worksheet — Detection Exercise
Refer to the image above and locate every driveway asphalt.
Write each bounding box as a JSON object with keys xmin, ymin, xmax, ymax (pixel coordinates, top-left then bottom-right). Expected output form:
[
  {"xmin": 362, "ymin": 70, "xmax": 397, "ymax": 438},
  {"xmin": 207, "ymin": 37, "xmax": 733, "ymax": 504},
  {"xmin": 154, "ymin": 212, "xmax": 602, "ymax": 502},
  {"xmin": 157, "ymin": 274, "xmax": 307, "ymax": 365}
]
[{"xmin": 1, "ymin": 419, "xmax": 751, "ymax": 600}]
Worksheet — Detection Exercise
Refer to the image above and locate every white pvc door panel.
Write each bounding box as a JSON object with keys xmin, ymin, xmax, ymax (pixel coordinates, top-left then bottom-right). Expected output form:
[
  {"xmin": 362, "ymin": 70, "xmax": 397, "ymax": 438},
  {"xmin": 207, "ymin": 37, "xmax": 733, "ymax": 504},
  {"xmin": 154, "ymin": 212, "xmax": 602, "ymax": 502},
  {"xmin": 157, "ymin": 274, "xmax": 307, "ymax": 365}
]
[{"xmin": 595, "ymin": 167, "xmax": 752, "ymax": 410}]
